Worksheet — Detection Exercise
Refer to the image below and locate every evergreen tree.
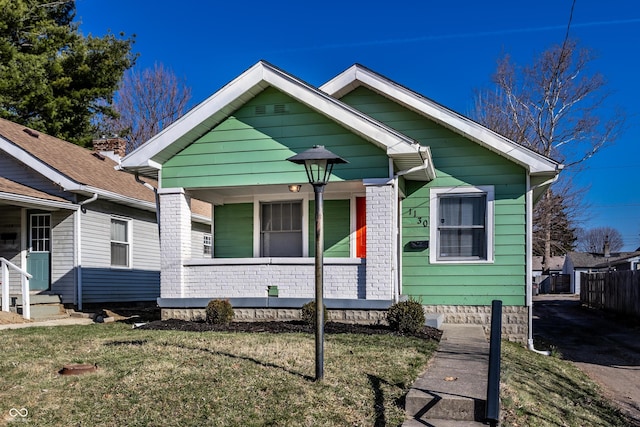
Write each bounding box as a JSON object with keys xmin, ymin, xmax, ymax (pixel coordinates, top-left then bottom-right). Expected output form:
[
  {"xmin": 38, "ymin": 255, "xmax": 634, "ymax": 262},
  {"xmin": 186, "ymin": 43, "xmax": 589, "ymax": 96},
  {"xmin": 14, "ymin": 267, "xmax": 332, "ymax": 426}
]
[
  {"xmin": 532, "ymin": 189, "xmax": 577, "ymax": 256},
  {"xmin": 0, "ymin": 0, "xmax": 136, "ymax": 145}
]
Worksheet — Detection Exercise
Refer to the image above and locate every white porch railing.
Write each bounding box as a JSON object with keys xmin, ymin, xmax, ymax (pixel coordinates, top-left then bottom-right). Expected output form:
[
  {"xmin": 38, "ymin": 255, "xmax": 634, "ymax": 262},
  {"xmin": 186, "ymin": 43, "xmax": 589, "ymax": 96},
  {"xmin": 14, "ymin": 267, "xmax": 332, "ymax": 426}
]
[{"xmin": 1, "ymin": 257, "xmax": 32, "ymax": 320}]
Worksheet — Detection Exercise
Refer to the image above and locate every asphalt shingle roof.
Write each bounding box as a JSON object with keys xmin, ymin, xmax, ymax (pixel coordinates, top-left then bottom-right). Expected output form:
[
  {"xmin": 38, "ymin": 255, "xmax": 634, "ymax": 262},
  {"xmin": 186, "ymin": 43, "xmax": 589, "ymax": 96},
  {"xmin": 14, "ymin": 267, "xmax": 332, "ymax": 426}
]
[
  {"xmin": 566, "ymin": 251, "xmax": 640, "ymax": 269},
  {"xmin": 0, "ymin": 176, "xmax": 70, "ymax": 204},
  {"xmin": 0, "ymin": 118, "xmax": 210, "ymax": 219},
  {"xmin": 0, "ymin": 117, "xmax": 156, "ymax": 204}
]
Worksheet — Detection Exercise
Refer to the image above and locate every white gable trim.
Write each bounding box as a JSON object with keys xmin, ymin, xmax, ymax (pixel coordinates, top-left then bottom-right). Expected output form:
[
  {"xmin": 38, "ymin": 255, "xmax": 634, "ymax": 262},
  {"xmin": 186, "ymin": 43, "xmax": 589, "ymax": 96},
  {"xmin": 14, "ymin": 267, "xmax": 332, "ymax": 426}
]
[
  {"xmin": 121, "ymin": 61, "xmax": 430, "ymax": 179},
  {"xmin": 321, "ymin": 65, "xmax": 562, "ymax": 176},
  {"xmin": 1, "ymin": 136, "xmax": 80, "ymax": 191}
]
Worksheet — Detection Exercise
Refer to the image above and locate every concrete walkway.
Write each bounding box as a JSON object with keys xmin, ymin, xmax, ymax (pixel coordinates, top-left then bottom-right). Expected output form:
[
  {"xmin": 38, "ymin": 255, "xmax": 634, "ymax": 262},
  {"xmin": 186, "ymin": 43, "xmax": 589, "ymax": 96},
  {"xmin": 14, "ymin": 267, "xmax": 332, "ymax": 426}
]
[
  {"xmin": 404, "ymin": 324, "xmax": 491, "ymax": 426},
  {"xmin": 0, "ymin": 316, "xmax": 94, "ymax": 330}
]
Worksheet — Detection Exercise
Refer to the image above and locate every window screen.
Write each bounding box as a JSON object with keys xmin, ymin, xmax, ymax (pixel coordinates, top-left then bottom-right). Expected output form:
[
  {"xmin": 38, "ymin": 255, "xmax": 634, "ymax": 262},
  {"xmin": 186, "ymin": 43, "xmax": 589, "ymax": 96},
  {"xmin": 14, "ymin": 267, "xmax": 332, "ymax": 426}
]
[
  {"xmin": 438, "ymin": 194, "xmax": 487, "ymax": 259},
  {"xmin": 111, "ymin": 218, "xmax": 130, "ymax": 267},
  {"xmin": 260, "ymin": 201, "xmax": 302, "ymax": 257}
]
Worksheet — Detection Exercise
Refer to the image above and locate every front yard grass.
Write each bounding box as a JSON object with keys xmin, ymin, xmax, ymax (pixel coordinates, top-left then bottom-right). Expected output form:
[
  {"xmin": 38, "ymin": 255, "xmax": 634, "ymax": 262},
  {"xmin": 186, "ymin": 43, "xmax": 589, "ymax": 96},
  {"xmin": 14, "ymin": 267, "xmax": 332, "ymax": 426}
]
[
  {"xmin": 0, "ymin": 322, "xmax": 436, "ymax": 426},
  {"xmin": 1, "ymin": 322, "xmax": 634, "ymax": 426}
]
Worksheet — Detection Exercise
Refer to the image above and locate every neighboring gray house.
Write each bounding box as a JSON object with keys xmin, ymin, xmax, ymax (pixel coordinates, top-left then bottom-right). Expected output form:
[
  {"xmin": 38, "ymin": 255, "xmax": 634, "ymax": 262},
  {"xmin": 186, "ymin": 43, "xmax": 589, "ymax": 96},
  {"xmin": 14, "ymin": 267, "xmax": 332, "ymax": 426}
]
[
  {"xmin": 0, "ymin": 117, "xmax": 210, "ymax": 311},
  {"xmin": 563, "ymin": 250, "xmax": 640, "ymax": 295}
]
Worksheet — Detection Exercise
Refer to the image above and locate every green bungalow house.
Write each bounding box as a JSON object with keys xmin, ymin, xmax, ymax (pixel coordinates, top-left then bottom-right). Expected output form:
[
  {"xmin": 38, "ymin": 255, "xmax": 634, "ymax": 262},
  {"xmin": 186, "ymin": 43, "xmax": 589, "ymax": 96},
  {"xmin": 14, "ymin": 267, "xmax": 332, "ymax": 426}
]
[{"xmin": 120, "ymin": 61, "xmax": 562, "ymax": 343}]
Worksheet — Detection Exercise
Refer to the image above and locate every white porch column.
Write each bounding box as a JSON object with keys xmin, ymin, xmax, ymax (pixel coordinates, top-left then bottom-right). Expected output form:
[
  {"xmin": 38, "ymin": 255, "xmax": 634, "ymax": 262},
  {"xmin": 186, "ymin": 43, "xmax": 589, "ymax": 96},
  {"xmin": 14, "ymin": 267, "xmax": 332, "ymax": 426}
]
[
  {"xmin": 364, "ymin": 181, "xmax": 395, "ymax": 300},
  {"xmin": 158, "ymin": 188, "xmax": 192, "ymax": 298}
]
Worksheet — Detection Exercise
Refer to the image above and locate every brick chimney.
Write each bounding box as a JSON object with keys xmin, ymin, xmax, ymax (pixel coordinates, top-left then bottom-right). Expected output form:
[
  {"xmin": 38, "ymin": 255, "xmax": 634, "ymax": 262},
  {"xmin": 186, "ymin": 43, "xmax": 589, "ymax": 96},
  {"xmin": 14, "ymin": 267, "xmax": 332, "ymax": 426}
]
[{"xmin": 92, "ymin": 137, "xmax": 127, "ymax": 160}]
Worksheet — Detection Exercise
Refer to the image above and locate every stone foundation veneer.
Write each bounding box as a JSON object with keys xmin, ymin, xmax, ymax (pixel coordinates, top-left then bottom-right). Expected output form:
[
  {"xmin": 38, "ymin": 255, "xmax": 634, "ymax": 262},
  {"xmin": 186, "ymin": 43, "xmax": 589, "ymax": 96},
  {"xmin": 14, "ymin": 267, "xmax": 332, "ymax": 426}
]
[
  {"xmin": 161, "ymin": 308, "xmax": 388, "ymax": 325},
  {"xmin": 423, "ymin": 304, "xmax": 529, "ymax": 343},
  {"xmin": 162, "ymin": 304, "xmax": 529, "ymax": 343}
]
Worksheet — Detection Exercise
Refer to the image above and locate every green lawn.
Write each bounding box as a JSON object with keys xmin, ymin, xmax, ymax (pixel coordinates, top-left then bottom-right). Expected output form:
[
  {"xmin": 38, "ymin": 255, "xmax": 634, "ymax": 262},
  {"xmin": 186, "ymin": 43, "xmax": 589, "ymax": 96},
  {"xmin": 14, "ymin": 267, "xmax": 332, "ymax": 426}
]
[
  {"xmin": 0, "ymin": 322, "xmax": 633, "ymax": 426},
  {"xmin": 500, "ymin": 341, "xmax": 633, "ymax": 426},
  {"xmin": 0, "ymin": 323, "xmax": 436, "ymax": 426}
]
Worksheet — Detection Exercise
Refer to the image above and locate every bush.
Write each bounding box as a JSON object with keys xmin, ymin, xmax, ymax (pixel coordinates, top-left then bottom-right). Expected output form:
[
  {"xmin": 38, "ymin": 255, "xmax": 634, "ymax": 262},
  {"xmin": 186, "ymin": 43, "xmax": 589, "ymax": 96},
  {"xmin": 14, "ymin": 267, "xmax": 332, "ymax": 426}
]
[
  {"xmin": 387, "ymin": 298, "xmax": 425, "ymax": 333},
  {"xmin": 301, "ymin": 301, "xmax": 328, "ymax": 327},
  {"xmin": 205, "ymin": 299, "xmax": 234, "ymax": 324}
]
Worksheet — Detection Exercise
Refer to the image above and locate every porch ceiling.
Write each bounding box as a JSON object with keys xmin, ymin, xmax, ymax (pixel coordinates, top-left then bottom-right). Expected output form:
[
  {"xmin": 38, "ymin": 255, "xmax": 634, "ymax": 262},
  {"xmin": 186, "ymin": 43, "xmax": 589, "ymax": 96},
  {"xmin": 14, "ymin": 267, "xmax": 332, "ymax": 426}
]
[{"xmin": 188, "ymin": 181, "xmax": 366, "ymax": 205}]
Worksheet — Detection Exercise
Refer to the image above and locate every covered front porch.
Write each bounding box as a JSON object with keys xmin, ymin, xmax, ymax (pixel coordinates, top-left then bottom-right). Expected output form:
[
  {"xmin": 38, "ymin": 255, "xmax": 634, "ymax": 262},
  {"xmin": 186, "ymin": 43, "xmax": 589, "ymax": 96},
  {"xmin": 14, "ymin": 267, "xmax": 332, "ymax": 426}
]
[{"xmin": 157, "ymin": 176, "xmax": 404, "ymax": 317}]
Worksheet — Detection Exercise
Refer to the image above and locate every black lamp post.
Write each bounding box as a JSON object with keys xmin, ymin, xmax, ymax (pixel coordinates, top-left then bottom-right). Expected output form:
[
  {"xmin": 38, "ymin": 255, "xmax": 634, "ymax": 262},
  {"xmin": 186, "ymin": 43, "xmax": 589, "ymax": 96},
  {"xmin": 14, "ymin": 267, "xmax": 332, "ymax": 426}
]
[{"xmin": 287, "ymin": 145, "xmax": 347, "ymax": 381}]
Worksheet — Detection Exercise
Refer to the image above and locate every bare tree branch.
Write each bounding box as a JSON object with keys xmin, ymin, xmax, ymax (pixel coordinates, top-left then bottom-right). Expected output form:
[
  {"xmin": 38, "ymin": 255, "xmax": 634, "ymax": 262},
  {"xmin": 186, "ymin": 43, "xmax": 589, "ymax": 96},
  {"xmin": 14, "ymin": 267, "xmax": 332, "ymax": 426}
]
[
  {"xmin": 472, "ymin": 39, "xmax": 626, "ymax": 269},
  {"xmin": 98, "ymin": 63, "xmax": 192, "ymax": 153}
]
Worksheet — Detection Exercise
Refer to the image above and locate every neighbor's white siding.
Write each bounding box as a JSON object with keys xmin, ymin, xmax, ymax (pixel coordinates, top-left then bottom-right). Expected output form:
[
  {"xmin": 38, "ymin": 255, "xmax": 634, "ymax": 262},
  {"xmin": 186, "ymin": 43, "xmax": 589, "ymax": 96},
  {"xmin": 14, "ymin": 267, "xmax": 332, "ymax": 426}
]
[
  {"xmin": 79, "ymin": 200, "xmax": 160, "ymax": 303},
  {"xmin": 50, "ymin": 210, "xmax": 76, "ymax": 303},
  {"xmin": 0, "ymin": 155, "xmax": 69, "ymax": 199}
]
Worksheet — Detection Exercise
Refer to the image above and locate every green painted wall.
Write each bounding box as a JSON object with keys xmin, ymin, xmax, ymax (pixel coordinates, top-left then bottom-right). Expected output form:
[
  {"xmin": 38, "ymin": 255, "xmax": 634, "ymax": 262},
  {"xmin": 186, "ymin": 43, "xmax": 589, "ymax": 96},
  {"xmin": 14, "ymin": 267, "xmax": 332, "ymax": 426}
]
[
  {"xmin": 161, "ymin": 87, "xmax": 389, "ymax": 189},
  {"xmin": 213, "ymin": 203, "xmax": 253, "ymax": 258},
  {"xmin": 212, "ymin": 200, "xmax": 351, "ymax": 258},
  {"xmin": 341, "ymin": 87, "xmax": 527, "ymax": 306},
  {"xmin": 308, "ymin": 199, "xmax": 351, "ymax": 257}
]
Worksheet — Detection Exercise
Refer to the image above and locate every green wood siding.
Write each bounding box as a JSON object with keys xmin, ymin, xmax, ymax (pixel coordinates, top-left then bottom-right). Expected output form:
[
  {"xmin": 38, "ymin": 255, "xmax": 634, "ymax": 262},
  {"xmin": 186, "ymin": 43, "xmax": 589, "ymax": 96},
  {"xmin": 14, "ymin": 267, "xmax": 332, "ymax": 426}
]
[
  {"xmin": 341, "ymin": 87, "xmax": 527, "ymax": 306},
  {"xmin": 213, "ymin": 203, "xmax": 253, "ymax": 258},
  {"xmin": 308, "ymin": 199, "xmax": 351, "ymax": 257},
  {"xmin": 161, "ymin": 87, "xmax": 389, "ymax": 189},
  {"xmin": 213, "ymin": 200, "xmax": 351, "ymax": 258}
]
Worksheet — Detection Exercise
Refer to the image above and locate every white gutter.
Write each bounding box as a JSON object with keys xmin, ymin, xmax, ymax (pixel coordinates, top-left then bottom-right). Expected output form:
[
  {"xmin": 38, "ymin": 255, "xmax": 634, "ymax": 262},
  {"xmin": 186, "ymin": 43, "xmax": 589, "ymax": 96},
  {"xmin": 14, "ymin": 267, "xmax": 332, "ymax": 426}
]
[
  {"xmin": 135, "ymin": 173, "xmax": 161, "ymax": 239},
  {"xmin": 75, "ymin": 193, "xmax": 99, "ymax": 311},
  {"xmin": 525, "ymin": 174, "xmax": 559, "ymax": 356}
]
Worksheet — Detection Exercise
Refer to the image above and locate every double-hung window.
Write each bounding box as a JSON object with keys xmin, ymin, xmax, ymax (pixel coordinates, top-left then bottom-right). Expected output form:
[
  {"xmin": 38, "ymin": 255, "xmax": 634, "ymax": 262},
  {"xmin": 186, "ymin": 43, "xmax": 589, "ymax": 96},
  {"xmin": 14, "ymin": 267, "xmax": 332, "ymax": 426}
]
[
  {"xmin": 260, "ymin": 201, "xmax": 302, "ymax": 257},
  {"xmin": 110, "ymin": 217, "xmax": 131, "ymax": 267},
  {"xmin": 430, "ymin": 186, "xmax": 494, "ymax": 263},
  {"xmin": 203, "ymin": 233, "xmax": 212, "ymax": 256}
]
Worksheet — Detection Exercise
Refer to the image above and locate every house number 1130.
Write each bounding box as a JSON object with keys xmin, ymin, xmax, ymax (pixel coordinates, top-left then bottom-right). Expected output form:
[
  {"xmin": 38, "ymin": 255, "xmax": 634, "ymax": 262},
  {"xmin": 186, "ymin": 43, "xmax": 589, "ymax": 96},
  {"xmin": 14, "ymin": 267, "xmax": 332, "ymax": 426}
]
[{"xmin": 407, "ymin": 208, "xmax": 428, "ymax": 227}]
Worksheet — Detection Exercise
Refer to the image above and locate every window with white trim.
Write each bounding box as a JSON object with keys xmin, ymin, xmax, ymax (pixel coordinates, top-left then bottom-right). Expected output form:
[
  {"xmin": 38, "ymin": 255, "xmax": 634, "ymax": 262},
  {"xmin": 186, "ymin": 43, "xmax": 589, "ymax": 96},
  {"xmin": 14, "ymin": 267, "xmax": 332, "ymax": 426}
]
[
  {"xmin": 110, "ymin": 217, "xmax": 131, "ymax": 267},
  {"xmin": 203, "ymin": 233, "xmax": 212, "ymax": 256},
  {"xmin": 260, "ymin": 201, "xmax": 302, "ymax": 257},
  {"xmin": 430, "ymin": 186, "xmax": 494, "ymax": 263}
]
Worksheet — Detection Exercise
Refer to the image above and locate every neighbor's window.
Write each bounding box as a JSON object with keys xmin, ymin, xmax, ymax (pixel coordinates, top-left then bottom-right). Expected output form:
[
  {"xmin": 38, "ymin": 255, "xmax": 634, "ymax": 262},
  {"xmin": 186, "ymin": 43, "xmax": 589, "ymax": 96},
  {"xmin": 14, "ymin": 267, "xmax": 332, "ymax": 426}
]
[
  {"xmin": 110, "ymin": 218, "xmax": 131, "ymax": 267},
  {"xmin": 203, "ymin": 233, "xmax": 212, "ymax": 255},
  {"xmin": 260, "ymin": 201, "xmax": 302, "ymax": 257},
  {"xmin": 430, "ymin": 186, "xmax": 494, "ymax": 263}
]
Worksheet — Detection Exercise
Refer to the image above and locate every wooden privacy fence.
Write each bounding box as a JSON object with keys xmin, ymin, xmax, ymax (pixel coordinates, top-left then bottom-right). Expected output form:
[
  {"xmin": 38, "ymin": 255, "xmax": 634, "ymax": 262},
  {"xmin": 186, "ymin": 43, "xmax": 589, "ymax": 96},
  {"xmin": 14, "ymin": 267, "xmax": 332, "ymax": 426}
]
[{"xmin": 581, "ymin": 271, "xmax": 640, "ymax": 317}]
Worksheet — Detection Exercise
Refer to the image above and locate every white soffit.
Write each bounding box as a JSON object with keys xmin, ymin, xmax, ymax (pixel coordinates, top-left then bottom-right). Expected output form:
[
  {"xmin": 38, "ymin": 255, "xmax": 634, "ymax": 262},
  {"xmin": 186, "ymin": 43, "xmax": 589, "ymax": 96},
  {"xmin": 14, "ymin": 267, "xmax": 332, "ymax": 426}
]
[{"xmin": 321, "ymin": 65, "xmax": 562, "ymax": 176}]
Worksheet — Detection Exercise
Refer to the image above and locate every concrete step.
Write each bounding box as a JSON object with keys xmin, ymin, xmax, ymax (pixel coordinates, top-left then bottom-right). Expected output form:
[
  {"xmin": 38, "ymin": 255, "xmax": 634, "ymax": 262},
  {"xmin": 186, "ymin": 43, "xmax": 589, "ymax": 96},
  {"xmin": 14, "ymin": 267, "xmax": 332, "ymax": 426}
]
[
  {"xmin": 403, "ymin": 418, "xmax": 489, "ymax": 427},
  {"xmin": 13, "ymin": 293, "xmax": 61, "ymax": 305},
  {"xmin": 8, "ymin": 293, "xmax": 67, "ymax": 321},
  {"xmin": 405, "ymin": 324, "xmax": 490, "ymax": 423},
  {"xmin": 405, "ymin": 389, "xmax": 485, "ymax": 422},
  {"xmin": 17, "ymin": 304, "xmax": 67, "ymax": 320}
]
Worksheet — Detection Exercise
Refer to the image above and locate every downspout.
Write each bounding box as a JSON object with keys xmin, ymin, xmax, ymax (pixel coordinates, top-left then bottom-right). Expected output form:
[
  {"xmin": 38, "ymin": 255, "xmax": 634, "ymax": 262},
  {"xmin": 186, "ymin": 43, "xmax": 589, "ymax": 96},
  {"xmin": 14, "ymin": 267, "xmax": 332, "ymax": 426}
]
[
  {"xmin": 76, "ymin": 193, "xmax": 99, "ymax": 311},
  {"xmin": 391, "ymin": 161, "xmax": 400, "ymax": 302},
  {"xmin": 135, "ymin": 173, "xmax": 161, "ymax": 240},
  {"xmin": 392, "ymin": 154, "xmax": 432, "ymax": 302},
  {"xmin": 526, "ymin": 174, "xmax": 559, "ymax": 356}
]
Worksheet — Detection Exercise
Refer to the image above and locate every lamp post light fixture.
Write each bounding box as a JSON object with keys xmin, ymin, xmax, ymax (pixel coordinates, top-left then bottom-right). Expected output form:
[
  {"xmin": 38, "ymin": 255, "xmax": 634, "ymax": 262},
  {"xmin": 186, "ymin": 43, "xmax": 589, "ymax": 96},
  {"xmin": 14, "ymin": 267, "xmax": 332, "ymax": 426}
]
[{"xmin": 287, "ymin": 145, "xmax": 348, "ymax": 381}]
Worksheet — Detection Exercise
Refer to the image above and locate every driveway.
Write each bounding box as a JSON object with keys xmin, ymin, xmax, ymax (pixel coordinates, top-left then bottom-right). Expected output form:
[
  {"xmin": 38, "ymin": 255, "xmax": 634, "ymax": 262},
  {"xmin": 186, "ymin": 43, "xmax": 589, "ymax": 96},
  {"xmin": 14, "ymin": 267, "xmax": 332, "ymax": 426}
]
[{"xmin": 533, "ymin": 294, "xmax": 640, "ymax": 425}]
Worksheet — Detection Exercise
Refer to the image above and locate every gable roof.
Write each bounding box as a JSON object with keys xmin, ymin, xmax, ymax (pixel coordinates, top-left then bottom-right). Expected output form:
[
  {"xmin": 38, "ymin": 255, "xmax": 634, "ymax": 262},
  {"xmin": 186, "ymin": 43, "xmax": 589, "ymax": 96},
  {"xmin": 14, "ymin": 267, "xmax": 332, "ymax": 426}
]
[
  {"xmin": 0, "ymin": 117, "xmax": 156, "ymax": 209},
  {"xmin": 566, "ymin": 251, "xmax": 640, "ymax": 269},
  {"xmin": 120, "ymin": 61, "xmax": 435, "ymax": 182},
  {"xmin": 0, "ymin": 176, "xmax": 72, "ymax": 209},
  {"xmin": 532, "ymin": 256, "xmax": 566, "ymax": 271},
  {"xmin": 320, "ymin": 64, "xmax": 562, "ymax": 177}
]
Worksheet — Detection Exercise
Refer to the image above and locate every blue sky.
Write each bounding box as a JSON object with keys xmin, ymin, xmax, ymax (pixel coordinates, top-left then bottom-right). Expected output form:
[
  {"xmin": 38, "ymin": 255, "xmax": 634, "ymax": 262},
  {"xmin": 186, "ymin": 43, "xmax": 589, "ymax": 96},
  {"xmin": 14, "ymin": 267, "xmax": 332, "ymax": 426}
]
[{"xmin": 75, "ymin": 0, "xmax": 640, "ymax": 251}]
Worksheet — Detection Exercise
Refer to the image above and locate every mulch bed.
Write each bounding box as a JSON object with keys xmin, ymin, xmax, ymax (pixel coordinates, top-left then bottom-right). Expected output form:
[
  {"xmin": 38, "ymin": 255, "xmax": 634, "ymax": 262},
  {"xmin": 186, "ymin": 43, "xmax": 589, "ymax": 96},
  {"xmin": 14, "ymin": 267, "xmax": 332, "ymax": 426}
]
[{"xmin": 139, "ymin": 319, "xmax": 442, "ymax": 341}]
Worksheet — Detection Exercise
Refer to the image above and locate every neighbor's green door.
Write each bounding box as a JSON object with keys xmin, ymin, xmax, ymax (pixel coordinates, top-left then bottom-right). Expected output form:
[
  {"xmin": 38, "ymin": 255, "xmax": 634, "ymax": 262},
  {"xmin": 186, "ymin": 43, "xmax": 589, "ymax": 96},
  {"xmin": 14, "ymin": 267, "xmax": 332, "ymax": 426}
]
[{"xmin": 27, "ymin": 213, "xmax": 51, "ymax": 291}]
